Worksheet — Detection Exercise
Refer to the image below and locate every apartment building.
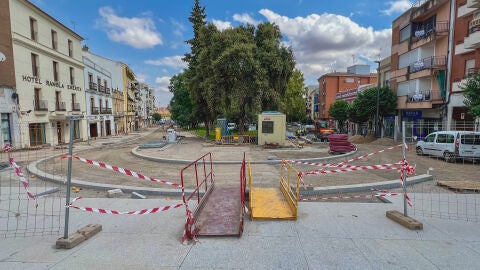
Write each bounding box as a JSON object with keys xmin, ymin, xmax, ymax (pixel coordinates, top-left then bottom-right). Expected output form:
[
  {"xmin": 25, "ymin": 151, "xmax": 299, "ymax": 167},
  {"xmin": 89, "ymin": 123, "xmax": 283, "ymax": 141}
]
[
  {"xmin": 451, "ymin": 0, "xmax": 480, "ymax": 129},
  {"xmin": 390, "ymin": 0, "xmax": 451, "ymax": 139},
  {"xmin": 82, "ymin": 54, "xmax": 114, "ymax": 138},
  {"xmin": 125, "ymin": 74, "xmax": 138, "ymax": 132},
  {"xmin": 81, "ymin": 46, "xmax": 127, "ymax": 134},
  {"xmin": 317, "ymin": 64, "xmax": 377, "ymax": 123},
  {"xmin": 0, "ymin": 0, "xmax": 87, "ymax": 148}
]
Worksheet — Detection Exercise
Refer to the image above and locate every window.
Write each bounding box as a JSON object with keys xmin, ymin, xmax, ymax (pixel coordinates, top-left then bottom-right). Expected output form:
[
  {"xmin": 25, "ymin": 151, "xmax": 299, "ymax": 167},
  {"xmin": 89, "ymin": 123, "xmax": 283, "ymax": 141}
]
[
  {"xmin": 53, "ymin": 61, "xmax": 59, "ymax": 81},
  {"xmin": 97, "ymin": 77, "xmax": 102, "ymax": 92},
  {"xmin": 461, "ymin": 134, "xmax": 480, "ymax": 145},
  {"xmin": 51, "ymin": 30, "xmax": 58, "ymax": 50},
  {"xmin": 262, "ymin": 121, "xmax": 274, "ymax": 134},
  {"xmin": 68, "ymin": 39, "xmax": 73, "ymax": 57},
  {"xmin": 69, "ymin": 67, "xmax": 75, "ymax": 84},
  {"xmin": 29, "ymin": 17, "xmax": 37, "ymax": 41},
  {"xmin": 31, "ymin": 53, "xmax": 39, "ymax": 77},
  {"xmin": 400, "ymin": 24, "xmax": 411, "ymax": 42},
  {"xmin": 465, "ymin": 59, "xmax": 476, "ymax": 77},
  {"xmin": 1, "ymin": 114, "xmax": 11, "ymax": 144}
]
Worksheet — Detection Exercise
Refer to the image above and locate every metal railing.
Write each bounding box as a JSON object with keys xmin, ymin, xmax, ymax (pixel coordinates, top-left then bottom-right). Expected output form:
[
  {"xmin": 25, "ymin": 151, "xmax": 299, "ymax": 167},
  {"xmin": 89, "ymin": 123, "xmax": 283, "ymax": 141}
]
[
  {"xmin": 72, "ymin": 103, "xmax": 81, "ymax": 111},
  {"xmin": 55, "ymin": 101, "xmax": 66, "ymax": 111},
  {"xmin": 88, "ymin": 82, "xmax": 97, "ymax": 91},
  {"xmin": 280, "ymin": 160, "xmax": 301, "ymax": 219},
  {"xmin": 91, "ymin": 107, "xmax": 99, "ymax": 115},
  {"xmin": 34, "ymin": 100, "xmax": 48, "ymax": 111},
  {"xmin": 101, "ymin": 108, "xmax": 112, "ymax": 114},
  {"xmin": 408, "ymin": 56, "xmax": 446, "ymax": 73}
]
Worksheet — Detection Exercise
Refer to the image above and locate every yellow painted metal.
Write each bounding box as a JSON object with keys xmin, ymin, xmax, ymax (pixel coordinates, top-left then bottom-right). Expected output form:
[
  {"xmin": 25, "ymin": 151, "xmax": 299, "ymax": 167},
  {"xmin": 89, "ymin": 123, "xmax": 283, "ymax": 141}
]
[
  {"xmin": 249, "ymin": 160, "xmax": 301, "ymax": 220},
  {"xmin": 250, "ymin": 187, "xmax": 296, "ymax": 220}
]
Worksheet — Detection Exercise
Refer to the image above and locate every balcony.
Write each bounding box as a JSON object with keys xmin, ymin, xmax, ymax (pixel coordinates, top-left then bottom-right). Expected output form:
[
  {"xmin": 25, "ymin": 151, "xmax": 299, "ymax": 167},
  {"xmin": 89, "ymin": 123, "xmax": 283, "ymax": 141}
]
[
  {"xmin": 99, "ymin": 85, "xmax": 105, "ymax": 93},
  {"xmin": 105, "ymin": 87, "xmax": 111, "ymax": 94},
  {"xmin": 408, "ymin": 56, "xmax": 446, "ymax": 74},
  {"xmin": 397, "ymin": 90, "xmax": 444, "ymax": 109},
  {"xmin": 411, "ymin": 0, "xmax": 449, "ymax": 22},
  {"xmin": 465, "ymin": 24, "xmax": 480, "ymax": 49},
  {"xmin": 459, "ymin": 0, "xmax": 478, "ymax": 17},
  {"xmin": 467, "ymin": 0, "xmax": 480, "ymax": 8},
  {"xmin": 101, "ymin": 108, "xmax": 112, "ymax": 114},
  {"xmin": 410, "ymin": 21, "xmax": 448, "ymax": 49},
  {"xmin": 34, "ymin": 100, "xmax": 48, "ymax": 111},
  {"xmin": 91, "ymin": 107, "xmax": 99, "ymax": 115},
  {"xmin": 55, "ymin": 101, "xmax": 66, "ymax": 112},
  {"xmin": 72, "ymin": 102, "xmax": 81, "ymax": 111},
  {"xmin": 88, "ymin": 82, "xmax": 97, "ymax": 91}
]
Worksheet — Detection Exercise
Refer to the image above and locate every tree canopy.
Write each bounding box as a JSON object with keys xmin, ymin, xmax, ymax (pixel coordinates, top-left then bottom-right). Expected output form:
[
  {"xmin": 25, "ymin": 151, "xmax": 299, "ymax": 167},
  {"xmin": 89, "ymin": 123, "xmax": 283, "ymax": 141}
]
[
  {"xmin": 328, "ymin": 100, "xmax": 350, "ymax": 132},
  {"xmin": 176, "ymin": 0, "xmax": 297, "ymax": 135},
  {"xmin": 281, "ymin": 69, "xmax": 307, "ymax": 122},
  {"xmin": 349, "ymin": 87, "xmax": 397, "ymax": 127},
  {"xmin": 461, "ymin": 72, "xmax": 480, "ymax": 118}
]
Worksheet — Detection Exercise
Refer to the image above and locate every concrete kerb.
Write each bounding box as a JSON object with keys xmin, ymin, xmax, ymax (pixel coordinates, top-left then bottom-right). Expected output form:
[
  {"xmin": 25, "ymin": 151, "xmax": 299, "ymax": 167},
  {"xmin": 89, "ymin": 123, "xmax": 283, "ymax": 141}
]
[
  {"xmin": 27, "ymin": 132, "xmax": 430, "ymax": 198},
  {"xmin": 131, "ymin": 145, "xmax": 357, "ymax": 165}
]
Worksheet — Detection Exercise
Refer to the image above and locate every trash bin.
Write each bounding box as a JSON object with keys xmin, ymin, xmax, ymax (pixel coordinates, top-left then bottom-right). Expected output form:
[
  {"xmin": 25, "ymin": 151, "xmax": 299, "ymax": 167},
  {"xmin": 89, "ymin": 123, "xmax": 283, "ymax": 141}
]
[{"xmin": 215, "ymin": 127, "xmax": 221, "ymax": 141}]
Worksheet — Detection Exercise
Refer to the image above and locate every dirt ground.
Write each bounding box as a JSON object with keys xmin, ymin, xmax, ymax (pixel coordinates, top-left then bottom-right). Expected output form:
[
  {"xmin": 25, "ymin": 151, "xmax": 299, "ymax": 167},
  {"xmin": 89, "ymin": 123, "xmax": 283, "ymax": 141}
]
[{"xmin": 17, "ymin": 128, "xmax": 480, "ymax": 200}]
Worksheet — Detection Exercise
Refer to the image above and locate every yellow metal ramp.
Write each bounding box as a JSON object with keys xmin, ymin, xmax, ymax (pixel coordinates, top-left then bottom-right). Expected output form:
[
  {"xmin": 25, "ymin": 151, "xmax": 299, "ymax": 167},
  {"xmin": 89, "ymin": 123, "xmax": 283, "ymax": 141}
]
[
  {"xmin": 248, "ymin": 160, "xmax": 300, "ymax": 220},
  {"xmin": 250, "ymin": 187, "xmax": 296, "ymax": 220}
]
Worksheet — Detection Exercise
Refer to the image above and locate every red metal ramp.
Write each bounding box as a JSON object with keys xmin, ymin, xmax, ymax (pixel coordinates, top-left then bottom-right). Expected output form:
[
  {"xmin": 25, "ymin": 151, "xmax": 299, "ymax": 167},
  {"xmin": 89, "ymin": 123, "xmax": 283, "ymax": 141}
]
[
  {"xmin": 181, "ymin": 153, "xmax": 247, "ymax": 241},
  {"xmin": 194, "ymin": 185, "xmax": 242, "ymax": 236}
]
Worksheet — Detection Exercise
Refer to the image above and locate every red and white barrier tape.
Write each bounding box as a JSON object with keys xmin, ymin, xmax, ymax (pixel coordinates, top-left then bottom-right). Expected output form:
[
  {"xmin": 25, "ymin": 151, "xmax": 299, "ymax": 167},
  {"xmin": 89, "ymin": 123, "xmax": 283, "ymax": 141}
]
[
  {"xmin": 4, "ymin": 144, "xmax": 38, "ymax": 207},
  {"xmin": 62, "ymin": 155, "xmax": 182, "ymax": 188},
  {"xmin": 400, "ymin": 158, "xmax": 414, "ymax": 207},
  {"xmin": 289, "ymin": 144, "xmax": 405, "ymax": 167},
  {"xmin": 301, "ymin": 192, "xmax": 399, "ymax": 201},
  {"xmin": 302, "ymin": 163, "xmax": 407, "ymax": 176},
  {"xmin": 181, "ymin": 209, "xmax": 196, "ymax": 244},
  {"xmin": 68, "ymin": 196, "xmax": 184, "ymax": 215}
]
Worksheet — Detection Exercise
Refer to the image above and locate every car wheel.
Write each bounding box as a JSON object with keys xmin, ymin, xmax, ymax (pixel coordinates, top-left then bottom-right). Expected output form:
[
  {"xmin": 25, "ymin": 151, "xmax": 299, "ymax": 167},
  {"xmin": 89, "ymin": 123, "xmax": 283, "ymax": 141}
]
[
  {"xmin": 416, "ymin": 147, "xmax": 424, "ymax": 156},
  {"xmin": 443, "ymin": 152, "xmax": 455, "ymax": 163}
]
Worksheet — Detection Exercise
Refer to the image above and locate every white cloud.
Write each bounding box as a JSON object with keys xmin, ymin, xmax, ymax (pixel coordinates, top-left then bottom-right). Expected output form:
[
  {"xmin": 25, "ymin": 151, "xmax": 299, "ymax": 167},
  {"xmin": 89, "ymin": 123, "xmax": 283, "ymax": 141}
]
[
  {"xmin": 258, "ymin": 9, "xmax": 391, "ymax": 82},
  {"xmin": 381, "ymin": 0, "xmax": 412, "ymax": 16},
  {"xmin": 212, "ymin": 19, "xmax": 233, "ymax": 31},
  {"xmin": 233, "ymin": 13, "xmax": 260, "ymax": 26},
  {"xmin": 98, "ymin": 6, "xmax": 163, "ymax": 49},
  {"xmin": 155, "ymin": 76, "xmax": 171, "ymax": 92},
  {"xmin": 145, "ymin": 55, "xmax": 187, "ymax": 69}
]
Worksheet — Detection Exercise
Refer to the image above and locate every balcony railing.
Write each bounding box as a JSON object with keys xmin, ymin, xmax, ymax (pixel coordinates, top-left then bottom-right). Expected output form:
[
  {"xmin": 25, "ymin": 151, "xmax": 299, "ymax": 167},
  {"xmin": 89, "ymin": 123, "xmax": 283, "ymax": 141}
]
[
  {"xmin": 89, "ymin": 82, "xmax": 97, "ymax": 91},
  {"xmin": 99, "ymin": 85, "xmax": 105, "ymax": 93},
  {"xmin": 34, "ymin": 100, "xmax": 48, "ymax": 111},
  {"xmin": 407, "ymin": 90, "xmax": 432, "ymax": 102},
  {"xmin": 91, "ymin": 107, "xmax": 99, "ymax": 115},
  {"xmin": 72, "ymin": 102, "xmax": 80, "ymax": 111},
  {"xmin": 105, "ymin": 87, "xmax": 111, "ymax": 94},
  {"xmin": 465, "ymin": 67, "xmax": 480, "ymax": 78},
  {"xmin": 101, "ymin": 108, "xmax": 112, "ymax": 114},
  {"xmin": 408, "ymin": 56, "xmax": 446, "ymax": 73},
  {"xmin": 55, "ymin": 101, "xmax": 66, "ymax": 111}
]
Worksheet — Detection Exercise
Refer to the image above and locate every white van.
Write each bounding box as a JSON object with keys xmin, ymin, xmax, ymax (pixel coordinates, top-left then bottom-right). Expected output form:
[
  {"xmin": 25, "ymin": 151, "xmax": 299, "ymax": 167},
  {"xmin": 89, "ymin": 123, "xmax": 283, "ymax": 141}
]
[{"xmin": 416, "ymin": 131, "xmax": 480, "ymax": 162}]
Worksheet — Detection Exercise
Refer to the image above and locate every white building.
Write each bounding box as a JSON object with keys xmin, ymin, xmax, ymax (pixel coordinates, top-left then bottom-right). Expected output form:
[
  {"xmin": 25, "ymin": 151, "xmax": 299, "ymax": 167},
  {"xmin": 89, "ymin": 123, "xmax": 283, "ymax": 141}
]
[
  {"xmin": 82, "ymin": 54, "xmax": 114, "ymax": 138},
  {"xmin": 1, "ymin": 0, "xmax": 87, "ymax": 148}
]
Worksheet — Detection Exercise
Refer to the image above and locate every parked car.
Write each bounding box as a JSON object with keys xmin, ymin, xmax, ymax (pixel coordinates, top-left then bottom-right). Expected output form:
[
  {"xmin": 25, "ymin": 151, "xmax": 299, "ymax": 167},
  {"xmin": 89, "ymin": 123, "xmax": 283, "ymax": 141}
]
[
  {"xmin": 415, "ymin": 131, "xmax": 480, "ymax": 162},
  {"xmin": 227, "ymin": 123, "xmax": 236, "ymax": 131}
]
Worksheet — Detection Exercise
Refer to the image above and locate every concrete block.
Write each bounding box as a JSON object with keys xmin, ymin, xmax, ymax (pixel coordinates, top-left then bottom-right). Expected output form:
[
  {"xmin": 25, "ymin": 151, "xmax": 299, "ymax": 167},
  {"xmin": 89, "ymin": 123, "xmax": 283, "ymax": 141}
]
[
  {"xmin": 77, "ymin": 224, "xmax": 102, "ymax": 239},
  {"xmin": 107, "ymin": 188, "xmax": 123, "ymax": 198},
  {"xmin": 56, "ymin": 232, "xmax": 86, "ymax": 249},
  {"xmin": 131, "ymin": 192, "xmax": 146, "ymax": 199},
  {"xmin": 386, "ymin": 210, "xmax": 423, "ymax": 230}
]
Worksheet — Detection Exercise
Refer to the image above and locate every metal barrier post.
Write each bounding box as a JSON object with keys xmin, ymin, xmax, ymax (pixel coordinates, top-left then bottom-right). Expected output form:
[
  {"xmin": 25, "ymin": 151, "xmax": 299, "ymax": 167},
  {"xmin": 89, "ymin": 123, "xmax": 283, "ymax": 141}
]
[
  {"xmin": 63, "ymin": 116, "xmax": 81, "ymax": 239},
  {"xmin": 402, "ymin": 121, "xmax": 408, "ymax": 217}
]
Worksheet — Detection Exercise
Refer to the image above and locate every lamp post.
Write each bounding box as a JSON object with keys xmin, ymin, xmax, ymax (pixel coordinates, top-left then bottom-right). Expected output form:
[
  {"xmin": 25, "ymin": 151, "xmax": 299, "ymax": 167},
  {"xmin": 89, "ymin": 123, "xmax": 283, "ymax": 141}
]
[{"xmin": 374, "ymin": 60, "xmax": 381, "ymax": 138}]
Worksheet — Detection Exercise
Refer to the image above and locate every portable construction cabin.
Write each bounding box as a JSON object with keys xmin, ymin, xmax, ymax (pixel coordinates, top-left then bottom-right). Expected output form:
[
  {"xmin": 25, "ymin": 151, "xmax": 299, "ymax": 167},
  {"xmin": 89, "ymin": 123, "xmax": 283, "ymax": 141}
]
[{"xmin": 257, "ymin": 111, "xmax": 286, "ymax": 146}]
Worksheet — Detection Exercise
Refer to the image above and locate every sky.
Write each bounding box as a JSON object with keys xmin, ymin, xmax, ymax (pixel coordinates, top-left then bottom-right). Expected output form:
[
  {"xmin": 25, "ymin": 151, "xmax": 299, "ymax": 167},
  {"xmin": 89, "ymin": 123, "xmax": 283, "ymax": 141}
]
[{"xmin": 30, "ymin": 0, "xmax": 414, "ymax": 107}]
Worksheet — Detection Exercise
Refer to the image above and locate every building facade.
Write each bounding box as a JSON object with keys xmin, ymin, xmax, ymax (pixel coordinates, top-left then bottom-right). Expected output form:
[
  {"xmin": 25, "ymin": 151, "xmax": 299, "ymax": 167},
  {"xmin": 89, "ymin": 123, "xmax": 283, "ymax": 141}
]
[
  {"xmin": 82, "ymin": 54, "xmax": 114, "ymax": 139},
  {"xmin": 451, "ymin": 0, "xmax": 480, "ymax": 130},
  {"xmin": 390, "ymin": 0, "xmax": 451, "ymax": 139},
  {"xmin": 317, "ymin": 64, "xmax": 377, "ymax": 123},
  {"xmin": 1, "ymin": 0, "xmax": 87, "ymax": 148}
]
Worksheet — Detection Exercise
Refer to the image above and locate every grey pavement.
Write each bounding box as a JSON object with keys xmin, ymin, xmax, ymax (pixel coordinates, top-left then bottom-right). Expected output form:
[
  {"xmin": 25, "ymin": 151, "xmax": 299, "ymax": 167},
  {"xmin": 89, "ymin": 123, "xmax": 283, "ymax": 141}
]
[{"xmin": 1, "ymin": 194, "xmax": 480, "ymax": 269}]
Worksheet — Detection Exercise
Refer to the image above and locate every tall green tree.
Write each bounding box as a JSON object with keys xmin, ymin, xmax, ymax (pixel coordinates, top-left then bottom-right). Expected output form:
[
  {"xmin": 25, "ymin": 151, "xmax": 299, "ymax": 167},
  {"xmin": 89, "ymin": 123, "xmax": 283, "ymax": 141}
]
[
  {"xmin": 255, "ymin": 23, "xmax": 295, "ymax": 111},
  {"xmin": 212, "ymin": 25, "xmax": 264, "ymax": 133},
  {"xmin": 328, "ymin": 100, "xmax": 350, "ymax": 133},
  {"xmin": 281, "ymin": 69, "xmax": 306, "ymax": 122},
  {"xmin": 183, "ymin": 0, "xmax": 213, "ymax": 135},
  {"xmin": 168, "ymin": 72, "xmax": 193, "ymax": 127},
  {"xmin": 349, "ymin": 87, "xmax": 397, "ymax": 130},
  {"xmin": 461, "ymin": 72, "xmax": 480, "ymax": 118}
]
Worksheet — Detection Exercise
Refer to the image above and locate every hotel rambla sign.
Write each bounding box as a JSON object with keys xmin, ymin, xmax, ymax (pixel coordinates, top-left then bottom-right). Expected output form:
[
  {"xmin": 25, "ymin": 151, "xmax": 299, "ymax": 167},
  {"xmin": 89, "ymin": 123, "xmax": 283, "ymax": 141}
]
[{"xmin": 22, "ymin": 75, "xmax": 82, "ymax": 91}]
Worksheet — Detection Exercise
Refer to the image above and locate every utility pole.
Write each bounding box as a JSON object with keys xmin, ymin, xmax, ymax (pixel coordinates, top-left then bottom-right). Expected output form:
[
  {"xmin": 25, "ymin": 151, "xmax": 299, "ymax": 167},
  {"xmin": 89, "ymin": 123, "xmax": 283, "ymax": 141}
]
[{"xmin": 375, "ymin": 60, "xmax": 381, "ymax": 138}]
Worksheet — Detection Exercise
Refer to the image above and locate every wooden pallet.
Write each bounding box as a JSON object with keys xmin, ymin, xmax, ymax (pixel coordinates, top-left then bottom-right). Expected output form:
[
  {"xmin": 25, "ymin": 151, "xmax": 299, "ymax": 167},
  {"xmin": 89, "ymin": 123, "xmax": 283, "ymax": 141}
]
[{"xmin": 437, "ymin": 180, "xmax": 480, "ymax": 193}]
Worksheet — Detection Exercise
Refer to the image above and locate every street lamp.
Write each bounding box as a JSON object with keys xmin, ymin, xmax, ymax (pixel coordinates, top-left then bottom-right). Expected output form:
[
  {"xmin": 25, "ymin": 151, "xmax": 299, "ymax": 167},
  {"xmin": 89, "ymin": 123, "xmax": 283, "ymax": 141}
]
[{"xmin": 374, "ymin": 60, "xmax": 381, "ymax": 138}]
